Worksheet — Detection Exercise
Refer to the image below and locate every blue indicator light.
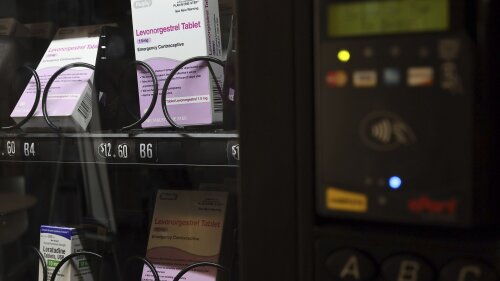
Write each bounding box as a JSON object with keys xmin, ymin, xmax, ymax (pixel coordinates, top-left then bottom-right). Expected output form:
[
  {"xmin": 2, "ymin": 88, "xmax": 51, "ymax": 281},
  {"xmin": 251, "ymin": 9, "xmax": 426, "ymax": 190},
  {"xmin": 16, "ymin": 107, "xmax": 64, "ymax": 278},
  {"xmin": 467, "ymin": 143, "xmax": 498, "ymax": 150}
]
[{"xmin": 389, "ymin": 176, "xmax": 402, "ymax": 189}]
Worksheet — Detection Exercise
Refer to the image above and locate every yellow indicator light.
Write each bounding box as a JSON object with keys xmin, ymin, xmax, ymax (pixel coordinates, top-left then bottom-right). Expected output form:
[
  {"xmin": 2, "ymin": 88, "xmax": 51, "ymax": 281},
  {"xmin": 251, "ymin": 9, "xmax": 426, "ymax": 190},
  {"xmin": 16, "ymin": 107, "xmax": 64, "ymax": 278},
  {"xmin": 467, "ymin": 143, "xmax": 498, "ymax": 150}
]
[{"xmin": 337, "ymin": 50, "xmax": 351, "ymax": 62}]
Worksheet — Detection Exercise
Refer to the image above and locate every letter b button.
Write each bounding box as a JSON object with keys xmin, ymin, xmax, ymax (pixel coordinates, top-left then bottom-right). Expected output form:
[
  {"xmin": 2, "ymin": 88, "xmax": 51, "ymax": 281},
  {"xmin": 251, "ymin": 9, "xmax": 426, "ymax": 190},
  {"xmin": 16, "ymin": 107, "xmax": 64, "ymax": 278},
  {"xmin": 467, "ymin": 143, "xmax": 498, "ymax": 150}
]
[{"xmin": 382, "ymin": 254, "xmax": 435, "ymax": 281}]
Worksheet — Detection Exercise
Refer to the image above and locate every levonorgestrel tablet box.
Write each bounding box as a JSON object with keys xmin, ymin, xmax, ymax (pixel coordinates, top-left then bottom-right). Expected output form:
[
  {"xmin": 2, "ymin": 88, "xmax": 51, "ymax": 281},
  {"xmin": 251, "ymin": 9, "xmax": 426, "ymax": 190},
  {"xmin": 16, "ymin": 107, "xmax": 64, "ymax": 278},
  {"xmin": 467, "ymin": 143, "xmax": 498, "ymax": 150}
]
[
  {"xmin": 39, "ymin": 225, "xmax": 93, "ymax": 281},
  {"xmin": 130, "ymin": 0, "xmax": 223, "ymax": 128},
  {"xmin": 10, "ymin": 25, "xmax": 105, "ymax": 130},
  {"xmin": 141, "ymin": 190, "xmax": 228, "ymax": 281}
]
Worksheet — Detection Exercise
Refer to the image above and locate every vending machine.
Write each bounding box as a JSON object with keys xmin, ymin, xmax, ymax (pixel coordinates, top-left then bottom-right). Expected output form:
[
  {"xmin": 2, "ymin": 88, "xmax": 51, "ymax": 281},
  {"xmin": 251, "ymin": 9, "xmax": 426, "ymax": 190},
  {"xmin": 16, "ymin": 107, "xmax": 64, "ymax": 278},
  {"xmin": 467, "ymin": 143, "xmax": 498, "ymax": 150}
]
[{"xmin": 2, "ymin": 1, "xmax": 500, "ymax": 281}]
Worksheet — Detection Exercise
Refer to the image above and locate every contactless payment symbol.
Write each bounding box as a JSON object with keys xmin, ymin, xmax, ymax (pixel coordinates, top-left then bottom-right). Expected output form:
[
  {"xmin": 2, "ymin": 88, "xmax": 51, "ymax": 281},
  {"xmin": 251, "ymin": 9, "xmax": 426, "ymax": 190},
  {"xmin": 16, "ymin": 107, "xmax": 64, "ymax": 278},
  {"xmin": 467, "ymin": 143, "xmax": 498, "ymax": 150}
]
[
  {"xmin": 325, "ymin": 70, "xmax": 348, "ymax": 88},
  {"xmin": 360, "ymin": 111, "xmax": 417, "ymax": 151}
]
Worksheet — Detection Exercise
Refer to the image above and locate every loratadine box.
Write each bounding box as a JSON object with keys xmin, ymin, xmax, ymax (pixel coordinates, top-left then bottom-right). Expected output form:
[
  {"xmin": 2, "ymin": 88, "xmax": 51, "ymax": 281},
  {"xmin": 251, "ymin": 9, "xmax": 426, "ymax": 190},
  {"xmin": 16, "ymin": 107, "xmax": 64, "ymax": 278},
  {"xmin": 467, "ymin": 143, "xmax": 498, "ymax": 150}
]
[
  {"xmin": 142, "ymin": 190, "xmax": 228, "ymax": 281},
  {"xmin": 10, "ymin": 25, "xmax": 105, "ymax": 130},
  {"xmin": 39, "ymin": 225, "xmax": 93, "ymax": 281},
  {"xmin": 130, "ymin": 0, "xmax": 223, "ymax": 128}
]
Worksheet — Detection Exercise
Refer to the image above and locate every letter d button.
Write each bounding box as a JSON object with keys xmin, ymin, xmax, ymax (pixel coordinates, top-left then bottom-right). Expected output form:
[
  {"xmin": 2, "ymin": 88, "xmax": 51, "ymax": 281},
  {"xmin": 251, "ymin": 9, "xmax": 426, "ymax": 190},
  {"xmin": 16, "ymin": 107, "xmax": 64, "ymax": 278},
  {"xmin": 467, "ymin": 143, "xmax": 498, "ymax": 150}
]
[{"xmin": 382, "ymin": 254, "xmax": 435, "ymax": 281}]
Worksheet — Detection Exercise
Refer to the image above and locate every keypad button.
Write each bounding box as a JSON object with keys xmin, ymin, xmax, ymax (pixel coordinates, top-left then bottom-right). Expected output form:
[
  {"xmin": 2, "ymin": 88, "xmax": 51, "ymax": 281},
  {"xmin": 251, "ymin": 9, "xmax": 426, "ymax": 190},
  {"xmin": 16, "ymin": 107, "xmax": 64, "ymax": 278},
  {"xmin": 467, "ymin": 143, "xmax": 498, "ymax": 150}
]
[
  {"xmin": 440, "ymin": 259, "xmax": 497, "ymax": 281},
  {"xmin": 382, "ymin": 254, "xmax": 435, "ymax": 281},
  {"xmin": 325, "ymin": 249, "xmax": 377, "ymax": 281}
]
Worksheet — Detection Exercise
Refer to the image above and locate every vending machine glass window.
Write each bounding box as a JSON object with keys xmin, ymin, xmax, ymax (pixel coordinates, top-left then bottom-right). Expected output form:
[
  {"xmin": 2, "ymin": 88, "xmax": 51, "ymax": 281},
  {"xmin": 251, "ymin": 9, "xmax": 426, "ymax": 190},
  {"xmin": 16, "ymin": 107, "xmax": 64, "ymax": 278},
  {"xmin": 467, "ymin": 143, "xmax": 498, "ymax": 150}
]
[{"xmin": 0, "ymin": 0, "xmax": 240, "ymax": 281}]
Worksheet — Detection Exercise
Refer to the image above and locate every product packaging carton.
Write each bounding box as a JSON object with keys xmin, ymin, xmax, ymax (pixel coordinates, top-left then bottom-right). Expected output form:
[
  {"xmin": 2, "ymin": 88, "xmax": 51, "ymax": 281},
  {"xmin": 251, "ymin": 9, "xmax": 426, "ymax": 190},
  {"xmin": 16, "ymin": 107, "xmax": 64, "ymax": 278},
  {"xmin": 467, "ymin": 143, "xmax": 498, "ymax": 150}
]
[
  {"xmin": 39, "ymin": 225, "xmax": 93, "ymax": 281},
  {"xmin": 10, "ymin": 25, "xmax": 106, "ymax": 130},
  {"xmin": 142, "ymin": 190, "xmax": 228, "ymax": 281},
  {"xmin": 130, "ymin": 0, "xmax": 223, "ymax": 128}
]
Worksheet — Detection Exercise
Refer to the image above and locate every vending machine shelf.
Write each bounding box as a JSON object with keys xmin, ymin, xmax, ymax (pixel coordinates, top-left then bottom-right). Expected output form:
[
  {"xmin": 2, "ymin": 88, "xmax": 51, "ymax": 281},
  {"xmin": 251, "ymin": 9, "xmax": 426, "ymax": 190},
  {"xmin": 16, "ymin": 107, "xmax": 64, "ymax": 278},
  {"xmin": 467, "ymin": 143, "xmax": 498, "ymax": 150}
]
[{"xmin": 0, "ymin": 131, "xmax": 239, "ymax": 166}]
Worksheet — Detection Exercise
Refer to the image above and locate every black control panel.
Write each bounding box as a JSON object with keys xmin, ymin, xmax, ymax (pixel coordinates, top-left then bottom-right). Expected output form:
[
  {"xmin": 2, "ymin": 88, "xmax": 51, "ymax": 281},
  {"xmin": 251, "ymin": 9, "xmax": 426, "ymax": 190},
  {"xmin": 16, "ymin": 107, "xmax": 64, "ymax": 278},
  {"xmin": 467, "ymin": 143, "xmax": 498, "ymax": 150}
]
[
  {"xmin": 316, "ymin": 34, "xmax": 475, "ymax": 226},
  {"xmin": 312, "ymin": 0, "xmax": 499, "ymax": 227}
]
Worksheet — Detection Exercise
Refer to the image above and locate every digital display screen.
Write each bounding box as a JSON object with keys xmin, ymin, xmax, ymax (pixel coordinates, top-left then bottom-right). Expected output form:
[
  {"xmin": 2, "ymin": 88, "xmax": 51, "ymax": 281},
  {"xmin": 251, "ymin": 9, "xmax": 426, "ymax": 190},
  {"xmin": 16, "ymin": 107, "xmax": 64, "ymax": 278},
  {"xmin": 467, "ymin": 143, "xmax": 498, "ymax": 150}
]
[{"xmin": 327, "ymin": 0, "xmax": 449, "ymax": 37}]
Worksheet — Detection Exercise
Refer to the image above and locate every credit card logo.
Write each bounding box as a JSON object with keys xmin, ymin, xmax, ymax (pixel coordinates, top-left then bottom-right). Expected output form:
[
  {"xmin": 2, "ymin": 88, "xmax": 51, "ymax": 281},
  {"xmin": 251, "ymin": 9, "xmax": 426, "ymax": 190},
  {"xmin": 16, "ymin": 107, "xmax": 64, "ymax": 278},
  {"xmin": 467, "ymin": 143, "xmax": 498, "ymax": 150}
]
[
  {"xmin": 326, "ymin": 187, "xmax": 368, "ymax": 213},
  {"xmin": 325, "ymin": 70, "xmax": 348, "ymax": 88},
  {"xmin": 383, "ymin": 68, "xmax": 401, "ymax": 86},
  {"xmin": 353, "ymin": 70, "xmax": 377, "ymax": 88},
  {"xmin": 407, "ymin": 67, "xmax": 434, "ymax": 87}
]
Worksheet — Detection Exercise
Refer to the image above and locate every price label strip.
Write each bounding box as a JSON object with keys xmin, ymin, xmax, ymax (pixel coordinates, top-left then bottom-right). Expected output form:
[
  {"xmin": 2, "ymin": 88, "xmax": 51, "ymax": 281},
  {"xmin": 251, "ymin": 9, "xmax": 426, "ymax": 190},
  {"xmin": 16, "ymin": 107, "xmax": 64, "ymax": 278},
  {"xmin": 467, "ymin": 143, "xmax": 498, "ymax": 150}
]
[
  {"xmin": 227, "ymin": 140, "xmax": 240, "ymax": 165},
  {"xmin": 94, "ymin": 140, "xmax": 114, "ymax": 163},
  {"xmin": 22, "ymin": 140, "xmax": 39, "ymax": 161},
  {"xmin": 114, "ymin": 140, "xmax": 135, "ymax": 163},
  {"xmin": 2, "ymin": 139, "xmax": 21, "ymax": 160},
  {"xmin": 136, "ymin": 140, "xmax": 157, "ymax": 163}
]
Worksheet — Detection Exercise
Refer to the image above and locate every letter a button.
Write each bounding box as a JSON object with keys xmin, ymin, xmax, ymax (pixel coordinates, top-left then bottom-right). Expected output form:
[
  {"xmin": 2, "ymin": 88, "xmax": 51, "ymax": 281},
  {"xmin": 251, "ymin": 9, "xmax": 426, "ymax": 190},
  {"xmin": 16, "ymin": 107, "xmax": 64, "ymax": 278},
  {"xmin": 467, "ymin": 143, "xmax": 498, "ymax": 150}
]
[{"xmin": 325, "ymin": 249, "xmax": 377, "ymax": 281}]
